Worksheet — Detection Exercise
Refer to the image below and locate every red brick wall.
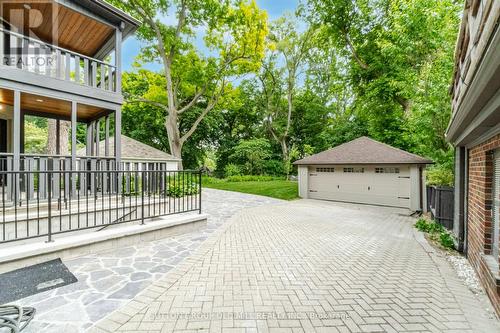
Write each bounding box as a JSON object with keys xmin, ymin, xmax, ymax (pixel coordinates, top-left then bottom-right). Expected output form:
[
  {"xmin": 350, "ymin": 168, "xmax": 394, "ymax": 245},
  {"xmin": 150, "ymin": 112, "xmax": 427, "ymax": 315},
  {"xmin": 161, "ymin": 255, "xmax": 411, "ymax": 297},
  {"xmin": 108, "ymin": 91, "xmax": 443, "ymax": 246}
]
[{"xmin": 468, "ymin": 134, "xmax": 500, "ymax": 316}]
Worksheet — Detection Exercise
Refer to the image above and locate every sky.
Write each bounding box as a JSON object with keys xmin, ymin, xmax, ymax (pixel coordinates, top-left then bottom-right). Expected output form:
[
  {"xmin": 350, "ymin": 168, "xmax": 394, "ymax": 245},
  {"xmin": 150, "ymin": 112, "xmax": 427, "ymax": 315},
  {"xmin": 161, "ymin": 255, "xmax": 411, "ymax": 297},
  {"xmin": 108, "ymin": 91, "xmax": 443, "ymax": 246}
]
[{"xmin": 121, "ymin": 0, "xmax": 300, "ymax": 72}]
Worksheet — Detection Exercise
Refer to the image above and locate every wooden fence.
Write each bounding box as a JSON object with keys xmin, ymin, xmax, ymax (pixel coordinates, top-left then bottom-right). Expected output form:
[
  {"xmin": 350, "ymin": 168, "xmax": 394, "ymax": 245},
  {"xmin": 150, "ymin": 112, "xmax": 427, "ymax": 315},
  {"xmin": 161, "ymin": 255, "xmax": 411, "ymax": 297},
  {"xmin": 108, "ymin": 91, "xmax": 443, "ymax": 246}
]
[{"xmin": 427, "ymin": 185, "xmax": 454, "ymax": 230}]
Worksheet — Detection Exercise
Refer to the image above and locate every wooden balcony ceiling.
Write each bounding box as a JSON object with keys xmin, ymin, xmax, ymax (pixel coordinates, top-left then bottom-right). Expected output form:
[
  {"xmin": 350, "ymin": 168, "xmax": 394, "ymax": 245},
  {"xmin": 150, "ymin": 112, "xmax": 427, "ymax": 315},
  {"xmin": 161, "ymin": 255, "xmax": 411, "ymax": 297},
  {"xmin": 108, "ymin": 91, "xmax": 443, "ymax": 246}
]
[
  {"xmin": 1, "ymin": 0, "xmax": 114, "ymax": 57},
  {"xmin": 0, "ymin": 88, "xmax": 109, "ymax": 122}
]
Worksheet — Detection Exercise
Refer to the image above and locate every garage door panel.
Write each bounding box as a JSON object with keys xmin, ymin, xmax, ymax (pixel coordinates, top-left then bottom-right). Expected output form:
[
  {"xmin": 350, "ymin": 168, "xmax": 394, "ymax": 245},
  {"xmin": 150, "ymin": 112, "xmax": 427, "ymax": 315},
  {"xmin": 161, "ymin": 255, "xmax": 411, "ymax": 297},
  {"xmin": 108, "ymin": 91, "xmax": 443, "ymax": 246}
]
[{"xmin": 308, "ymin": 166, "xmax": 410, "ymax": 208}]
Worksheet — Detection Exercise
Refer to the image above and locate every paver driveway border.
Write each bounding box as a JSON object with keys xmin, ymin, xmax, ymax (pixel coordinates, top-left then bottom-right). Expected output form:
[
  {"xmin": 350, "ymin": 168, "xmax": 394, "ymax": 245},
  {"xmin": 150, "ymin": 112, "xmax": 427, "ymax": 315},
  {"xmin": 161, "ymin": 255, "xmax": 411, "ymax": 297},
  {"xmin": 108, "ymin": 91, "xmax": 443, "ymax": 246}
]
[{"xmin": 88, "ymin": 199, "xmax": 500, "ymax": 333}]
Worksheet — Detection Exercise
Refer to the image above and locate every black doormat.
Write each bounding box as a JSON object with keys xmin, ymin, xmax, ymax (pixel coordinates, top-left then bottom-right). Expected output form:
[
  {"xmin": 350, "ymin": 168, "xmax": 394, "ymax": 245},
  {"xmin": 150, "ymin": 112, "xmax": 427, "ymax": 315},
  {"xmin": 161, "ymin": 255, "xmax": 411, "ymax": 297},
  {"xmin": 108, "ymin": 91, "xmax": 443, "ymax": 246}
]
[{"xmin": 0, "ymin": 259, "xmax": 77, "ymax": 304}]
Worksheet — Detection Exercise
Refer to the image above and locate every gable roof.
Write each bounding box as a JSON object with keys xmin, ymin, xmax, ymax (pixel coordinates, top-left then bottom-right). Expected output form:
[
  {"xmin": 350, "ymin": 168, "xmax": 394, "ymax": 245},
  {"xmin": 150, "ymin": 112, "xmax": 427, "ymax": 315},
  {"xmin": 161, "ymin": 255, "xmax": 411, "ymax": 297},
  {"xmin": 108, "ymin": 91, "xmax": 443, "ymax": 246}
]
[
  {"xmin": 77, "ymin": 135, "xmax": 180, "ymax": 161},
  {"xmin": 293, "ymin": 136, "xmax": 433, "ymax": 165}
]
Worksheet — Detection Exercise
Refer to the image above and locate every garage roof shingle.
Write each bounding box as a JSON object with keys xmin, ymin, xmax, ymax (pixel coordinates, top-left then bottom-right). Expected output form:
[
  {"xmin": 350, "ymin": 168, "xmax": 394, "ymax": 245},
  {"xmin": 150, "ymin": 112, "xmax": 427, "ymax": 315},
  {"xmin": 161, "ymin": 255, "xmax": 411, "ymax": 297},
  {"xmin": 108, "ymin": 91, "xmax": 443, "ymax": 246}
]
[{"xmin": 293, "ymin": 136, "xmax": 433, "ymax": 165}]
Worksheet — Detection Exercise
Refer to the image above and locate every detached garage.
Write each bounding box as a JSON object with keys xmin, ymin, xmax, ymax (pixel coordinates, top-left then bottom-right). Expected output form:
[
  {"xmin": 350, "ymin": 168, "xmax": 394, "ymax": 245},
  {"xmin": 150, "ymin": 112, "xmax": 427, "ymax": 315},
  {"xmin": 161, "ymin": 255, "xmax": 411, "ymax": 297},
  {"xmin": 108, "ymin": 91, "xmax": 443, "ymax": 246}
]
[{"xmin": 293, "ymin": 137, "xmax": 433, "ymax": 211}]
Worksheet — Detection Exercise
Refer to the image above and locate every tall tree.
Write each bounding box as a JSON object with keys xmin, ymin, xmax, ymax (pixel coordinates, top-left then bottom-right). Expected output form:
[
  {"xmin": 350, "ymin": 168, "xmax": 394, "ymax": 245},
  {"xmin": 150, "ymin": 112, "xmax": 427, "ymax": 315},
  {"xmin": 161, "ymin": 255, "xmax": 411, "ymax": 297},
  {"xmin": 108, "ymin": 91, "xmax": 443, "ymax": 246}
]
[
  {"xmin": 304, "ymin": 0, "xmax": 461, "ymax": 156},
  {"xmin": 109, "ymin": 0, "xmax": 267, "ymax": 167},
  {"xmin": 260, "ymin": 15, "xmax": 315, "ymax": 174}
]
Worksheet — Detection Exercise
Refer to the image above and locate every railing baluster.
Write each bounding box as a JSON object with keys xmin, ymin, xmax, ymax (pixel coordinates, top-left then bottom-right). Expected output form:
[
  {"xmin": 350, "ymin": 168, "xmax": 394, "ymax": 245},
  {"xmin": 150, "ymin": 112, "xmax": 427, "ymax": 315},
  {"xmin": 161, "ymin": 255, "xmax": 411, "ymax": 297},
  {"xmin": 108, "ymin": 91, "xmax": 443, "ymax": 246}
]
[
  {"xmin": 55, "ymin": 49, "xmax": 62, "ymax": 79},
  {"xmin": 34, "ymin": 43, "xmax": 40, "ymax": 74},
  {"xmin": 108, "ymin": 66, "xmax": 114, "ymax": 91},
  {"xmin": 75, "ymin": 55, "xmax": 81, "ymax": 83},
  {"xmin": 84, "ymin": 58, "xmax": 90, "ymax": 86},
  {"xmin": 65, "ymin": 52, "xmax": 71, "ymax": 81},
  {"xmin": 45, "ymin": 45, "xmax": 52, "ymax": 77},
  {"xmin": 92, "ymin": 61, "xmax": 97, "ymax": 88},
  {"xmin": 101, "ymin": 63, "xmax": 106, "ymax": 90}
]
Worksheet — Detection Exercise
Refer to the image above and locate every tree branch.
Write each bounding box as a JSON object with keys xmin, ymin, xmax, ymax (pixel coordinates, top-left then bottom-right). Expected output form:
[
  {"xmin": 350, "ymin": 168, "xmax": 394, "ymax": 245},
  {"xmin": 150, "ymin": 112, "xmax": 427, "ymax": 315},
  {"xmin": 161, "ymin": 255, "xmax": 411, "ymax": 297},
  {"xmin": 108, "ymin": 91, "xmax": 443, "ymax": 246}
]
[
  {"xmin": 180, "ymin": 79, "xmax": 227, "ymax": 143},
  {"xmin": 344, "ymin": 33, "xmax": 369, "ymax": 70},
  {"xmin": 126, "ymin": 97, "xmax": 169, "ymax": 111}
]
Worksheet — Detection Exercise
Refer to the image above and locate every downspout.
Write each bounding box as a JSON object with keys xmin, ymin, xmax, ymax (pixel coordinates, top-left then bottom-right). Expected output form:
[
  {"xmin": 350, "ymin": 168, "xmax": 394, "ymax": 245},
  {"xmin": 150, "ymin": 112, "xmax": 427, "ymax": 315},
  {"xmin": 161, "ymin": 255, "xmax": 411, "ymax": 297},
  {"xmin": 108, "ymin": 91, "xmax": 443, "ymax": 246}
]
[{"xmin": 419, "ymin": 166, "xmax": 423, "ymax": 212}]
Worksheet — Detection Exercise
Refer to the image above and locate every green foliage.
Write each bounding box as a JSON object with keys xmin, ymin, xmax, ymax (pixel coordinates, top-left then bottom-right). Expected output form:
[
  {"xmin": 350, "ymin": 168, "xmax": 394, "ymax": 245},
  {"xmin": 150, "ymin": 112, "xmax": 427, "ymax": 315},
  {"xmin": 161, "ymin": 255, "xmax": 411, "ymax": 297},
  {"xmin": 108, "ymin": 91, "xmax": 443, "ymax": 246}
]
[
  {"xmin": 226, "ymin": 175, "xmax": 284, "ymax": 182},
  {"xmin": 414, "ymin": 218, "xmax": 454, "ymax": 249},
  {"xmin": 228, "ymin": 138, "xmax": 273, "ymax": 175},
  {"xmin": 24, "ymin": 121, "xmax": 47, "ymax": 154},
  {"xmin": 224, "ymin": 163, "xmax": 242, "ymax": 177},
  {"xmin": 167, "ymin": 178, "xmax": 200, "ymax": 198},
  {"xmin": 415, "ymin": 218, "xmax": 445, "ymax": 233},
  {"xmin": 439, "ymin": 232, "xmax": 455, "ymax": 249},
  {"xmin": 426, "ymin": 165, "xmax": 454, "ymax": 187},
  {"xmin": 414, "ymin": 218, "xmax": 430, "ymax": 232},
  {"xmin": 303, "ymin": 0, "xmax": 462, "ymax": 170},
  {"xmin": 111, "ymin": 0, "xmax": 460, "ymax": 181},
  {"xmin": 263, "ymin": 159, "xmax": 285, "ymax": 176}
]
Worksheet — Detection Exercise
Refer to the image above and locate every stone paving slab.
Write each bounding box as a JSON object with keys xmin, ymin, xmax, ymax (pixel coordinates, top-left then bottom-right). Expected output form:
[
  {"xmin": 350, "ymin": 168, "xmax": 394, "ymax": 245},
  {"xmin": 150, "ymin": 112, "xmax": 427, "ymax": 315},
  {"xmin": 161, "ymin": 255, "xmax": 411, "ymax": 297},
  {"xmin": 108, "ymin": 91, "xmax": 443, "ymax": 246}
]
[
  {"xmin": 16, "ymin": 189, "xmax": 282, "ymax": 333},
  {"xmin": 89, "ymin": 199, "xmax": 499, "ymax": 333}
]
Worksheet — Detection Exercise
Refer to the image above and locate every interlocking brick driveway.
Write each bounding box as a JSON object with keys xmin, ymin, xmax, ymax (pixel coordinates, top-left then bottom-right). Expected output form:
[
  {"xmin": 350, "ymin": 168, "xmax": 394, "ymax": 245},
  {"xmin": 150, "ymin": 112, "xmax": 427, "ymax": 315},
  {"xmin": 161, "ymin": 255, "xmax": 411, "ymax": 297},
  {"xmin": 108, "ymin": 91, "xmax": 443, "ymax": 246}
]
[{"xmin": 90, "ymin": 198, "xmax": 499, "ymax": 333}]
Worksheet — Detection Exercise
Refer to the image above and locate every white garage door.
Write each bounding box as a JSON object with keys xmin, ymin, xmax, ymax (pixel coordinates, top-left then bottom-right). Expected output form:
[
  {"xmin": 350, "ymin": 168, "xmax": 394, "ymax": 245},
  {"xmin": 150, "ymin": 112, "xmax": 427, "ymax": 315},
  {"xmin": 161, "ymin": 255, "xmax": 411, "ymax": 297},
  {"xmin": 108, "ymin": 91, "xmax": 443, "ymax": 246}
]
[{"xmin": 308, "ymin": 165, "xmax": 411, "ymax": 208}]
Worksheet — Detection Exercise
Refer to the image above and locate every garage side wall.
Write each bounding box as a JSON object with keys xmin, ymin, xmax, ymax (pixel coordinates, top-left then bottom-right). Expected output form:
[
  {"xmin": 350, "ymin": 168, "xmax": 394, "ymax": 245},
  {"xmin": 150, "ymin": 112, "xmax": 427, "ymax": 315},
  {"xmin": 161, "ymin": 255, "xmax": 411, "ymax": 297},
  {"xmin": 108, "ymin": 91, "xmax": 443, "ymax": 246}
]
[
  {"xmin": 298, "ymin": 165, "xmax": 309, "ymax": 199},
  {"xmin": 410, "ymin": 165, "xmax": 421, "ymax": 212}
]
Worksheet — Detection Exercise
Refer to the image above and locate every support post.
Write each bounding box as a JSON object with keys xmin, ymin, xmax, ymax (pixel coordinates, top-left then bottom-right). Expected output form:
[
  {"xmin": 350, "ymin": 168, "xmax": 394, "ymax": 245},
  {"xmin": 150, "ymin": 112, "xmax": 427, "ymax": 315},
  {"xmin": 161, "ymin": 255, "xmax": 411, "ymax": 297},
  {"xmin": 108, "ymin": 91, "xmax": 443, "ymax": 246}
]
[
  {"xmin": 71, "ymin": 101, "xmax": 77, "ymax": 195},
  {"xmin": 115, "ymin": 107, "xmax": 122, "ymax": 196},
  {"xmin": 95, "ymin": 118, "xmax": 100, "ymax": 157},
  {"xmin": 12, "ymin": 90, "xmax": 20, "ymax": 203},
  {"xmin": 56, "ymin": 119, "xmax": 61, "ymax": 155},
  {"xmin": 13, "ymin": 91, "xmax": 20, "ymax": 168},
  {"xmin": 115, "ymin": 23, "xmax": 123, "ymax": 93},
  {"xmin": 114, "ymin": 107, "xmax": 121, "ymax": 170},
  {"xmin": 105, "ymin": 115, "xmax": 110, "ymax": 157},
  {"xmin": 86, "ymin": 122, "xmax": 93, "ymax": 156}
]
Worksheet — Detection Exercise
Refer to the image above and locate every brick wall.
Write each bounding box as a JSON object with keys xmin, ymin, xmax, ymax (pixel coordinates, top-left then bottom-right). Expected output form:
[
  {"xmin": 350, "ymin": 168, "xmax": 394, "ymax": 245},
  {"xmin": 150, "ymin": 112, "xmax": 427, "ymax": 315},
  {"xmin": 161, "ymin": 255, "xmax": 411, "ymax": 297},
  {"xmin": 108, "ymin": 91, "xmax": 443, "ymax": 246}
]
[{"xmin": 468, "ymin": 134, "xmax": 500, "ymax": 316}]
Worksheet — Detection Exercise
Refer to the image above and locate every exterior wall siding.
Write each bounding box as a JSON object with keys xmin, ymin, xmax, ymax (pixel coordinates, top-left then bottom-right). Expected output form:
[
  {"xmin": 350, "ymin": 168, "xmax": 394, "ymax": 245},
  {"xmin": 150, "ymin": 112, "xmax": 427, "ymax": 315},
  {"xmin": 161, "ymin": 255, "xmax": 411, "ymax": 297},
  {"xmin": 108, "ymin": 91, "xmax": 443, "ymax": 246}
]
[
  {"xmin": 467, "ymin": 133, "xmax": 500, "ymax": 315},
  {"xmin": 298, "ymin": 166, "xmax": 309, "ymax": 199}
]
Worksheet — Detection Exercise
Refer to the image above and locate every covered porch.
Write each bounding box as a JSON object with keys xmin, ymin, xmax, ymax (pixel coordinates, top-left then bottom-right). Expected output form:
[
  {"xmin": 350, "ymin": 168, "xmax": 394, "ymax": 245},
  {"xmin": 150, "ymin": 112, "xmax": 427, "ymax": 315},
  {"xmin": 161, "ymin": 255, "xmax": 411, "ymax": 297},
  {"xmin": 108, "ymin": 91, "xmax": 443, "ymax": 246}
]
[
  {"xmin": 0, "ymin": 86, "xmax": 123, "ymax": 205},
  {"xmin": 0, "ymin": 87, "xmax": 122, "ymax": 173}
]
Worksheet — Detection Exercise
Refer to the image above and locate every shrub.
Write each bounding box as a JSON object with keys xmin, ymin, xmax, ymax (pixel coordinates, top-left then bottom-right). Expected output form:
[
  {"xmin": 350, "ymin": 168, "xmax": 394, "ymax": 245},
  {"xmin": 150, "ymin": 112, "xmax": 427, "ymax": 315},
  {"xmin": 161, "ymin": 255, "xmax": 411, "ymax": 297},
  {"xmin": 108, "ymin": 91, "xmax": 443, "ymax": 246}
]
[
  {"xmin": 427, "ymin": 165, "xmax": 454, "ymax": 187},
  {"xmin": 228, "ymin": 139, "xmax": 272, "ymax": 175},
  {"xmin": 226, "ymin": 175, "xmax": 284, "ymax": 182},
  {"xmin": 224, "ymin": 164, "xmax": 242, "ymax": 177},
  {"xmin": 167, "ymin": 179, "xmax": 200, "ymax": 198},
  {"xmin": 414, "ymin": 218, "xmax": 429, "ymax": 232},
  {"xmin": 263, "ymin": 159, "xmax": 286, "ymax": 176},
  {"xmin": 414, "ymin": 218, "xmax": 444, "ymax": 233},
  {"xmin": 439, "ymin": 232, "xmax": 455, "ymax": 249},
  {"xmin": 415, "ymin": 218, "xmax": 455, "ymax": 250}
]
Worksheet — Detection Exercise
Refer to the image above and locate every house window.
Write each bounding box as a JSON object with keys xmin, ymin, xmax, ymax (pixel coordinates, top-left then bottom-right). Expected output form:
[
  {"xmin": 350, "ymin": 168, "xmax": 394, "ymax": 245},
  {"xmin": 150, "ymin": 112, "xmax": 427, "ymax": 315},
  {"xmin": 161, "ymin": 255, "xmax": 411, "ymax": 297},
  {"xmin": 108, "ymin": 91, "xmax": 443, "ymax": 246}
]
[
  {"xmin": 316, "ymin": 167, "xmax": 334, "ymax": 172},
  {"xmin": 344, "ymin": 167, "xmax": 364, "ymax": 173},
  {"xmin": 375, "ymin": 167, "xmax": 400, "ymax": 174}
]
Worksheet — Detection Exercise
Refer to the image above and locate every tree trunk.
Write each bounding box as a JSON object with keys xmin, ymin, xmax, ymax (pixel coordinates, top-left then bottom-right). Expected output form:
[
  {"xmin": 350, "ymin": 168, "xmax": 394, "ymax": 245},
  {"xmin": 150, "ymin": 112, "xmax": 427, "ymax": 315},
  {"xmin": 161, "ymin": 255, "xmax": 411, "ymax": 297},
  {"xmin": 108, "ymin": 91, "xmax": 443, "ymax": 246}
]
[
  {"xmin": 280, "ymin": 138, "xmax": 290, "ymax": 176},
  {"xmin": 46, "ymin": 119, "xmax": 70, "ymax": 155},
  {"xmin": 165, "ymin": 112, "xmax": 184, "ymax": 169}
]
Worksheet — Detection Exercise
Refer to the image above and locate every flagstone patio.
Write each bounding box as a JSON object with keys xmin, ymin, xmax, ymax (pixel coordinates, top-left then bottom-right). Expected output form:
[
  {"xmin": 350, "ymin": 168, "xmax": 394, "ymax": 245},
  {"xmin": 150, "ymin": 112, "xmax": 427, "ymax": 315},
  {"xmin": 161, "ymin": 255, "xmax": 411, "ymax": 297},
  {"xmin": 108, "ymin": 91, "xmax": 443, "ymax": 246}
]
[{"xmin": 17, "ymin": 189, "xmax": 281, "ymax": 333}]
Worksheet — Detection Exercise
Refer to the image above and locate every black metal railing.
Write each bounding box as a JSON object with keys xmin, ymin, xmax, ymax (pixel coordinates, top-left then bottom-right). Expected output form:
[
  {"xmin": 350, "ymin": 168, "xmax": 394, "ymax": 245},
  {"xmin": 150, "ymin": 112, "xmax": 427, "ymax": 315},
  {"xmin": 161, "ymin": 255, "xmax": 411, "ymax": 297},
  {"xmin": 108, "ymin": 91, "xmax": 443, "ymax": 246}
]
[{"xmin": 0, "ymin": 169, "xmax": 202, "ymax": 244}]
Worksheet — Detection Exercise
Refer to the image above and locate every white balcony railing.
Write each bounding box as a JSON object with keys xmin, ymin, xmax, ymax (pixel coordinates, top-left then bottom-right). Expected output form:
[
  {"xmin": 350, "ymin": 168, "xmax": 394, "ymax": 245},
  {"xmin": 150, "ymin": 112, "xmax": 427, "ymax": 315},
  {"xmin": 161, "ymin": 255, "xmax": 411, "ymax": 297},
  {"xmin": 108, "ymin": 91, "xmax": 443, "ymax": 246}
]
[{"xmin": 0, "ymin": 28, "xmax": 117, "ymax": 93}]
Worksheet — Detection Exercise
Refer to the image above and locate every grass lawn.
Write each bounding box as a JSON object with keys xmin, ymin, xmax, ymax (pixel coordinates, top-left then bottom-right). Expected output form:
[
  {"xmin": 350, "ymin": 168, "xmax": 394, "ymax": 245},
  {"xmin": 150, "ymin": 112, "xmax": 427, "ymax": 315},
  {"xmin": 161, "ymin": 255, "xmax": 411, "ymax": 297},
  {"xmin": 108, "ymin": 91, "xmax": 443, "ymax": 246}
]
[{"xmin": 203, "ymin": 178, "xmax": 299, "ymax": 200}]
